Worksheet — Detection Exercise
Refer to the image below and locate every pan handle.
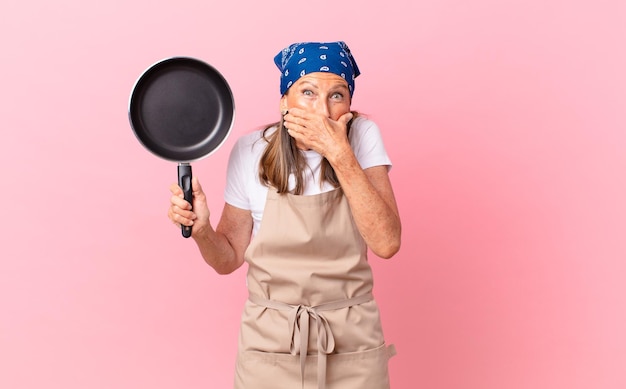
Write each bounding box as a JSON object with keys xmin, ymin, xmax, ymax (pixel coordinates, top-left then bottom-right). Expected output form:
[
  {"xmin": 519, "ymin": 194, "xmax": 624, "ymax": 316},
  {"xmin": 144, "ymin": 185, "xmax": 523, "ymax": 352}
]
[{"xmin": 178, "ymin": 163, "xmax": 193, "ymax": 238}]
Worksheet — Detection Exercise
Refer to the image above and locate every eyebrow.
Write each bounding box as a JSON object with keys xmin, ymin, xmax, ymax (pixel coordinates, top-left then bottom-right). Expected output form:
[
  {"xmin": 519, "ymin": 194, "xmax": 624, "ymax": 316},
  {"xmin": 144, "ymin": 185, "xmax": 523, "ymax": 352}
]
[{"xmin": 299, "ymin": 80, "xmax": 349, "ymax": 91}]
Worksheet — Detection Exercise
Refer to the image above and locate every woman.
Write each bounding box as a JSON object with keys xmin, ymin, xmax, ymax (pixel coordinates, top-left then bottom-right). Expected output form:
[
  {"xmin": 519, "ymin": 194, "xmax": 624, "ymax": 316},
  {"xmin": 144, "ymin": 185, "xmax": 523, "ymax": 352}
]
[{"xmin": 168, "ymin": 41, "xmax": 401, "ymax": 389}]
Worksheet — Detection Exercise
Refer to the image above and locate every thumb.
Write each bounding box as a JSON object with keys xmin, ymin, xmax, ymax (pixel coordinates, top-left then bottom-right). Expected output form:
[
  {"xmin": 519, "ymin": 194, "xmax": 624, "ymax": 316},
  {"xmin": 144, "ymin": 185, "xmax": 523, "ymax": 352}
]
[
  {"xmin": 192, "ymin": 176, "xmax": 205, "ymax": 197},
  {"xmin": 337, "ymin": 111, "xmax": 354, "ymax": 126}
]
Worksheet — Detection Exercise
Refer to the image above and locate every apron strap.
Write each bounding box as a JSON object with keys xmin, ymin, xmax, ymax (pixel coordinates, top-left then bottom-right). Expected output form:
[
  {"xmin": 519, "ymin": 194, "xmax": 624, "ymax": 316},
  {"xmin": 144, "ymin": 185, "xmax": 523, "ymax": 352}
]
[{"xmin": 248, "ymin": 293, "xmax": 373, "ymax": 389}]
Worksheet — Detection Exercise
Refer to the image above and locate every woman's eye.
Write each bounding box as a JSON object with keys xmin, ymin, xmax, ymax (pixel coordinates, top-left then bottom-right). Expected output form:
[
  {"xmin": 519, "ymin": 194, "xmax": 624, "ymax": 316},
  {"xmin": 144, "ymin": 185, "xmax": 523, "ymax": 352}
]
[
  {"xmin": 331, "ymin": 92, "xmax": 344, "ymax": 99},
  {"xmin": 303, "ymin": 89, "xmax": 313, "ymax": 96}
]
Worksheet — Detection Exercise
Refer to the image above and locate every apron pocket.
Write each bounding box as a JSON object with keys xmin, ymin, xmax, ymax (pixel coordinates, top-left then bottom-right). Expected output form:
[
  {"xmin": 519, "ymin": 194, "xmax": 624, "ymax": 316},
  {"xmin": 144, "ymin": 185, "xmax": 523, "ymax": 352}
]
[
  {"xmin": 326, "ymin": 343, "xmax": 395, "ymax": 389},
  {"xmin": 235, "ymin": 343, "xmax": 396, "ymax": 389}
]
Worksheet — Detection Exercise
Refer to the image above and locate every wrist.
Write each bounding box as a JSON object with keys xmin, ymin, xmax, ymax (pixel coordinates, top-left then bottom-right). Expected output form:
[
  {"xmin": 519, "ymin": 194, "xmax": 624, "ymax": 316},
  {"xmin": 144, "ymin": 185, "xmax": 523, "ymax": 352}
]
[
  {"xmin": 191, "ymin": 220, "xmax": 213, "ymax": 240},
  {"xmin": 326, "ymin": 144, "xmax": 356, "ymax": 169}
]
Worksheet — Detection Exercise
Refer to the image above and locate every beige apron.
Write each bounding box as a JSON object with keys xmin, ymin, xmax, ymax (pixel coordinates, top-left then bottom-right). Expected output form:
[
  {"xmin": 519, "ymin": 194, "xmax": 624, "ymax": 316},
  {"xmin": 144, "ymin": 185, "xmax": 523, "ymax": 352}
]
[{"xmin": 234, "ymin": 188, "xmax": 396, "ymax": 389}]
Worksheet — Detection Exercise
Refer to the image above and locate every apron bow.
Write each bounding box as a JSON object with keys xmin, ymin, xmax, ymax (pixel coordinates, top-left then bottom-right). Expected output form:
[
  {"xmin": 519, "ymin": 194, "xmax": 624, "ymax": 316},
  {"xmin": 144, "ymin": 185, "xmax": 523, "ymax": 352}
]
[
  {"xmin": 249, "ymin": 293, "xmax": 373, "ymax": 389},
  {"xmin": 288, "ymin": 304, "xmax": 336, "ymax": 389}
]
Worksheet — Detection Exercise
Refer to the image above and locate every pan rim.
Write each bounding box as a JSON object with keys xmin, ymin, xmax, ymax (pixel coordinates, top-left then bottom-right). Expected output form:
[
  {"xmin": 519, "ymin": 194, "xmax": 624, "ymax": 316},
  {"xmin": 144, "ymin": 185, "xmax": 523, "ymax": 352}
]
[{"xmin": 128, "ymin": 56, "xmax": 236, "ymax": 163}]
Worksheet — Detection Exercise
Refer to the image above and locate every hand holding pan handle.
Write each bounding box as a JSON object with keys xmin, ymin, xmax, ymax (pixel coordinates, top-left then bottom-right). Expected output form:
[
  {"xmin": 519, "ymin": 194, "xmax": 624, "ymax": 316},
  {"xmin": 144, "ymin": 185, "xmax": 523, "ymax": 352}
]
[{"xmin": 128, "ymin": 57, "xmax": 235, "ymax": 238}]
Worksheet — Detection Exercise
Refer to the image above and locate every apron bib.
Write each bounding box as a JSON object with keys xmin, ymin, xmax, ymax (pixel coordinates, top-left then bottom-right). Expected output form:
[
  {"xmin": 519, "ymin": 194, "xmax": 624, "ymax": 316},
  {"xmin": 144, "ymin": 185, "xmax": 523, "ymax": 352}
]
[{"xmin": 234, "ymin": 189, "xmax": 395, "ymax": 389}]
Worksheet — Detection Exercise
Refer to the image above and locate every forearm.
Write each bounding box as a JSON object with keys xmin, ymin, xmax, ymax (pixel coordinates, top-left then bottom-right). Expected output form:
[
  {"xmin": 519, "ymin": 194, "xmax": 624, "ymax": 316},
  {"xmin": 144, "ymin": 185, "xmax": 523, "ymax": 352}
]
[
  {"xmin": 330, "ymin": 152, "xmax": 402, "ymax": 258},
  {"xmin": 192, "ymin": 224, "xmax": 241, "ymax": 274}
]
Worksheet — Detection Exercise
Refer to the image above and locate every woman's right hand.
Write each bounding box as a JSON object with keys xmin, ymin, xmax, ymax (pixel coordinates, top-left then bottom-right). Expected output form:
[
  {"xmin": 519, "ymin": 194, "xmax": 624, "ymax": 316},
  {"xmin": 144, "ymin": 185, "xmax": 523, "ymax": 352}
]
[{"xmin": 168, "ymin": 176, "xmax": 211, "ymax": 236}]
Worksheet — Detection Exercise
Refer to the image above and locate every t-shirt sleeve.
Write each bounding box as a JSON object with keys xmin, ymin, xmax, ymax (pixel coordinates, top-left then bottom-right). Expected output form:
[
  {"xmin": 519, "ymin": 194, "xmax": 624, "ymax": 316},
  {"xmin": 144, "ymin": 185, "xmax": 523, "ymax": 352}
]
[
  {"xmin": 223, "ymin": 137, "xmax": 251, "ymax": 210},
  {"xmin": 350, "ymin": 117, "xmax": 393, "ymax": 171}
]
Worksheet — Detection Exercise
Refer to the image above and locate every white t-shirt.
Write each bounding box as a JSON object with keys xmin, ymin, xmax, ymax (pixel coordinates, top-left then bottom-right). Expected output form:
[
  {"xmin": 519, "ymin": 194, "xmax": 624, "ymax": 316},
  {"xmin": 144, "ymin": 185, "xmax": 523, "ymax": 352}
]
[{"xmin": 224, "ymin": 116, "xmax": 392, "ymax": 236}]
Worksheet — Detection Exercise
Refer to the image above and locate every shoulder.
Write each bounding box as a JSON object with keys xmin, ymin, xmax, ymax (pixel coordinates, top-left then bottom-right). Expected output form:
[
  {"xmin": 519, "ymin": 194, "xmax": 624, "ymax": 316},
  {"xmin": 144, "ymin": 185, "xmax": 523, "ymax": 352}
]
[
  {"xmin": 349, "ymin": 116, "xmax": 382, "ymax": 140},
  {"xmin": 349, "ymin": 115, "xmax": 392, "ymax": 169},
  {"xmin": 233, "ymin": 127, "xmax": 271, "ymax": 151},
  {"xmin": 348, "ymin": 115, "xmax": 385, "ymax": 147},
  {"xmin": 352, "ymin": 115, "xmax": 377, "ymax": 128},
  {"xmin": 224, "ymin": 127, "xmax": 273, "ymax": 210},
  {"xmin": 228, "ymin": 127, "xmax": 275, "ymax": 163}
]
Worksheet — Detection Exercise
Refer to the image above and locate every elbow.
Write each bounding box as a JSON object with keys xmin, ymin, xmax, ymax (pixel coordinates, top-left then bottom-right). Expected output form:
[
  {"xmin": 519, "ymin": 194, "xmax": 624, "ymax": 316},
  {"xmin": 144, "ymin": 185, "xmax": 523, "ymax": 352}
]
[
  {"xmin": 379, "ymin": 222, "xmax": 402, "ymax": 259},
  {"xmin": 369, "ymin": 222, "xmax": 402, "ymax": 259},
  {"xmin": 372, "ymin": 236, "xmax": 401, "ymax": 259},
  {"xmin": 205, "ymin": 257, "xmax": 242, "ymax": 275},
  {"xmin": 377, "ymin": 244, "xmax": 401, "ymax": 259},
  {"xmin": 213, "ymin": 266, "xmax": 236, "ymax": 275}
]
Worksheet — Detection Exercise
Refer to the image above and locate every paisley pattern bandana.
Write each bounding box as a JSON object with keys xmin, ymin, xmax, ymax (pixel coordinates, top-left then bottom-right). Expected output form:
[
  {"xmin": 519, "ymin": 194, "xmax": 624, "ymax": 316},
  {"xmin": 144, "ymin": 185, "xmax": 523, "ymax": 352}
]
[{"xmin": 274, "ymin": 41, "xmax": 361, "ymax": 96}]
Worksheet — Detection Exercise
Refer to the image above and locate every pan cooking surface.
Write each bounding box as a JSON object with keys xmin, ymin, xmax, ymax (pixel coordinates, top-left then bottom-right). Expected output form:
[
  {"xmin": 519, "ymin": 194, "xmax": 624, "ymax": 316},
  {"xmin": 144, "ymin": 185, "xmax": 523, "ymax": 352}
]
[{"xmin": 129, "ymin": 58, "xmax": 234, "ymax": 162}]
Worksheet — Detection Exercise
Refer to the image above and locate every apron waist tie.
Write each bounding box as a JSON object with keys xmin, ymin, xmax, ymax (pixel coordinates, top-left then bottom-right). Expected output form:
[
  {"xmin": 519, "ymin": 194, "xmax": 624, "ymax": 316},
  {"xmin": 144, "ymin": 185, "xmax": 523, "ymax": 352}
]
[{"xmin": 248, "ymin": 293, "xmax": 373, "ymax": 389}]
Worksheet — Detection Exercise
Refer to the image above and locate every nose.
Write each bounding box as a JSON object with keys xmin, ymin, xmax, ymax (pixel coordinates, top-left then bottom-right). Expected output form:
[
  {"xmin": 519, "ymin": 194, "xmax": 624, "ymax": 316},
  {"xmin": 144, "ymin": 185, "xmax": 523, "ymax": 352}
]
[{"xmin": 315, "ymin": 99, "xmax": 331, "ymax": 118}]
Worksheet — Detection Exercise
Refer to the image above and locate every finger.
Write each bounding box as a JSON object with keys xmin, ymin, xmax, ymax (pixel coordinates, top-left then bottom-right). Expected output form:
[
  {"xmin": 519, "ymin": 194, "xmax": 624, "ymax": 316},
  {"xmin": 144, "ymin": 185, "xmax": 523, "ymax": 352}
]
[
  {"xmin": 284, "ymin": 111, "xmax": 311, "ymax": 128},
  {"xmin": 285, "ymin": 107, "xmax": 305, "ymax": 118},
  {"xmin": 169, "ymin": 182, "xmax": 184, "ymax": 197},
  {"xmin": 167, "ymin": 208, "xmax": 181, "ymax": 228},
  {"xmin": 286, "ymin": 128, "xmax": 298, "ymax": 139},
  {"xmin": 170, "ymin": 194, "xmax": 191, "ymax": 210},
  {"xmin": 284, "ymin": 118, "xmax": 308, "ymax": 133},
  {"xmin": 170, "ymin": 202, "xmax": 196, "ymax": 221},
  {"xmin": 192, "ymin": 176, "xmax": 204, "ymax": 197},
  {"xmin": 337, "ymin": 111, "xmax": 354, "ymax": 126},
  {"xmin": 168, "ymin": 209, "xmax": 182, "ymax": 228},
  {"xmin": 283, "ymin": 114, "xmax": 297, "ymax": 129},
  {"xmin": 170, "ymin": 211, "xmax": 195, "ymax": 227}
]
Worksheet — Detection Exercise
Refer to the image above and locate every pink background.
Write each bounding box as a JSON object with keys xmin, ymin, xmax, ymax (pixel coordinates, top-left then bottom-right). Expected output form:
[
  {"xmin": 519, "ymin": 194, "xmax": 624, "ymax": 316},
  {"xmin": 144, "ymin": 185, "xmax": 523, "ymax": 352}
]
[{"xmin": 1, "ymin": 1, "xmax": 625, "ymax": 388}]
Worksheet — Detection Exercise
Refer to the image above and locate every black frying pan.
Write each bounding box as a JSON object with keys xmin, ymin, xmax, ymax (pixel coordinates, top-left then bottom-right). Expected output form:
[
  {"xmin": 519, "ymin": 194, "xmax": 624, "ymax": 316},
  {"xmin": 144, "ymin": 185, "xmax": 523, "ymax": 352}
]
[{"xmin": 129, "ymin": 57, "xmax": 235, "ymax": 238}]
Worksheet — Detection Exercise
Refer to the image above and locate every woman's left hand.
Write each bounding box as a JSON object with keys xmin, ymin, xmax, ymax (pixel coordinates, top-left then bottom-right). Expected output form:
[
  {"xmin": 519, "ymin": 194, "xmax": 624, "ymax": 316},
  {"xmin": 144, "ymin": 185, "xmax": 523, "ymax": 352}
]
[{"xmin": 283, "ymin": 108, "xmax": 354, "ymax": 162}]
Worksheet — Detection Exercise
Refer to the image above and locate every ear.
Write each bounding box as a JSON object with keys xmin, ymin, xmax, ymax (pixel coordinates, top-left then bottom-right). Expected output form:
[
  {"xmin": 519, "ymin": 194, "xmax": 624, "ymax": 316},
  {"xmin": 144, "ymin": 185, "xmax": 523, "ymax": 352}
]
[{"xmin": 280, "ymin": 96, "xmax": 288, "ymax": 115}]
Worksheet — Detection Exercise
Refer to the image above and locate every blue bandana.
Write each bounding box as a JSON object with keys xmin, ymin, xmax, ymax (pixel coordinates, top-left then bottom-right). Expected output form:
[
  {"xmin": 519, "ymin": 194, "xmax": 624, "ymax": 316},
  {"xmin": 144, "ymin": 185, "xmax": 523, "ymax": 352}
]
[{"xmin": 274, "ymin": 41, "xmax": 361, "ymax": 96}]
